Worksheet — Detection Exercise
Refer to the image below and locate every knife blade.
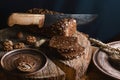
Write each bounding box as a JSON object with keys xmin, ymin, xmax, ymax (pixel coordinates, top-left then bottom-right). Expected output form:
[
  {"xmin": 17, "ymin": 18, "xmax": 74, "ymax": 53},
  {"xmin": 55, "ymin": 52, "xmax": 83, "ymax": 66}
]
[
  {"xmin": 44, "ymin": 14, "xmax": 97, "ymax": 27},
  {"xmin": 8, "ymin": 13, "xmax": 97, "ymax": 28}
]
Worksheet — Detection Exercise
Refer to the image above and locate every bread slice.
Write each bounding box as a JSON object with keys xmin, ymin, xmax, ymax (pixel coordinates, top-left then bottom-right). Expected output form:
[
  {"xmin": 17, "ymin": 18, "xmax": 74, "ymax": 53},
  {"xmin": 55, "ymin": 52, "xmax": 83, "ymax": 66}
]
[{"xmin": 49, "ymin": 36, "xmax": 84, "ymax": 59}]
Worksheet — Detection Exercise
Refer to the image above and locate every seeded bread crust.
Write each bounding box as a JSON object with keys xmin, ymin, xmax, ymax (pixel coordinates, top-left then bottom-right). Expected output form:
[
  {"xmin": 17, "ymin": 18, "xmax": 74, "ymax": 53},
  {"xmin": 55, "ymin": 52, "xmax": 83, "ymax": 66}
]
[
  {"xmin": 40, "ymin": 18, "xmax": 77, "ymax": 37},
  {"xmin": 27, "ymin": 8, "xmax": 63, "ymax": 14},
  {"xmin": 49, "ymin": 36, "xmax": 78, "ymax": 49},
  {"xmin": 51, "ymin": 18, "xmax": 76, "ymax": 36},
  {"xmin": 49, "ymin": 35, "xmax": 84, "ymax": 60}
]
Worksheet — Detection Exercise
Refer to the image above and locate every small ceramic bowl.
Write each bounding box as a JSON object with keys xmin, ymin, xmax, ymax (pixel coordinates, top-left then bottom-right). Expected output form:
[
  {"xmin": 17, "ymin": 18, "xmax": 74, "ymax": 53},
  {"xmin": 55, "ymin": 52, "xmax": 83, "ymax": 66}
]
[
  {"xmin": 93, "ymin": 41, "xmax": 120, "ymax": 80},
  {"xmin": 1, "ymin": 48, "xmax": 48, "ymax": 76}
]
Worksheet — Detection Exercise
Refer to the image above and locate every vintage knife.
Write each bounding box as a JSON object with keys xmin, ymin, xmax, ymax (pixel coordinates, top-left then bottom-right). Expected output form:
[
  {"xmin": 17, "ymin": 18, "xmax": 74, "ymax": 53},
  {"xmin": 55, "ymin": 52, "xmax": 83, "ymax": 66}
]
[{"xmin": 8, "ymin": 13, "xmax": 97, "ymax": 28}]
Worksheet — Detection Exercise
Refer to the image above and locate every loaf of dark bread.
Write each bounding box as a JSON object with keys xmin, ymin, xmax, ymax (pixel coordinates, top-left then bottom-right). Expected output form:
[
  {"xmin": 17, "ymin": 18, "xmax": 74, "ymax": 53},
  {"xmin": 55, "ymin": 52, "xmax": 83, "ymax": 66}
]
[
  {"xmin": 49, "ymin": 36, "xmax": 84, "ymax": 59},
  {"xmin": 41, "ymin": 18, "xmax": 77, "ymax": 37}
]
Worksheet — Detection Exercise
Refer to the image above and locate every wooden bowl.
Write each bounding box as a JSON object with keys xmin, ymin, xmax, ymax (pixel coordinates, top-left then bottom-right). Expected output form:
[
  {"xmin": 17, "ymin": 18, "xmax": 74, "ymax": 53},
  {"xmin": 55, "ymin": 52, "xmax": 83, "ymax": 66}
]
[{"xmin": 1, "ymin": 48, "xmax": 48, "ymax": 76}]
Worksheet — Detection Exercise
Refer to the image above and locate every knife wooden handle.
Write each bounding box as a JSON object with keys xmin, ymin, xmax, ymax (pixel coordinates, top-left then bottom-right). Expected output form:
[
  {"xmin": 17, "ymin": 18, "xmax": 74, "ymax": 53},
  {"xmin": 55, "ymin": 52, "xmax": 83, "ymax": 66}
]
[{"xmin": 8, "ymin": 13, "xmax": 45, "ymax": 28}]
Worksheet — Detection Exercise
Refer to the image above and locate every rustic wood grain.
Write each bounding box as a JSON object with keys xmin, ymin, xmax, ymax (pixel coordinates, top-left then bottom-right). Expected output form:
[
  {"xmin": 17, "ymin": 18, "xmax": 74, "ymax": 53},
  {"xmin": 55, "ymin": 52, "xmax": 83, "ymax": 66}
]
[
  {"xmin": 0, "ymin": 27, "xmax": 65, "ymax": 80},
  {"xmin": 39, "ymin": 31, "xmax": 92, "ymax": 80},
  {"xmin": 52, "ymin": 31, "xmax": 92, "ymax": 80},
  {"xmin": 0, "ymin": 27, "xmax": 116, "ymax": 80},
  {"xmin": 25, "ymin": 59, "xmax": 65, "ymax": 80},
  {"xmin": 0, "ymin": 27, "xmax": 93, "ymax": 80}
]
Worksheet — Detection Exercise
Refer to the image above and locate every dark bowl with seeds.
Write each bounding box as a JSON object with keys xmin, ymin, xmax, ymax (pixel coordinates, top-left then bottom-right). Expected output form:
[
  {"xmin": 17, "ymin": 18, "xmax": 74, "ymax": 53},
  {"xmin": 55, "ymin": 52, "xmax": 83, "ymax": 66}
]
[{"xmin": 1, "ymin": 48, "xmax": 48, "ymax": 76}]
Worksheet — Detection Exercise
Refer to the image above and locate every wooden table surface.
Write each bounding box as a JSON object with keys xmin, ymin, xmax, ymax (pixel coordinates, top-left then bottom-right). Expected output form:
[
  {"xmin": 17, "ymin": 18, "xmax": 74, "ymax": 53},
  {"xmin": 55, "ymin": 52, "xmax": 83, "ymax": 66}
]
[
  {"xmin": 0, "ymin": 56, "xmax": 117, "ymax": 80},
  {"xmin": 0, "ymin": 48, "xmax": 118, "ymax": 80},
  {"xmin": 0, "ymin": 27, "xmax": 119, "ymax": 80}
]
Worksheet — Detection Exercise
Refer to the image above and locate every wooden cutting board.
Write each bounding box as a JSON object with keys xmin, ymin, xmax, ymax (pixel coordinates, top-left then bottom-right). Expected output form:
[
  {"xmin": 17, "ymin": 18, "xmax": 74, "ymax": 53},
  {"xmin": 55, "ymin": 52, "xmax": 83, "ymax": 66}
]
[{"xmin": 0, "ymin": 27, "xmax": 92, "ymax": 80}]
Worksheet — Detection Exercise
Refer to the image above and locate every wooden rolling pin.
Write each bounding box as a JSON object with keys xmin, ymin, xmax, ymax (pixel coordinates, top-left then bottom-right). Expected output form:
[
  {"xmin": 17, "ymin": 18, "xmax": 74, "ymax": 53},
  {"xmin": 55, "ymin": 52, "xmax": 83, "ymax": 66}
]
[{"xmin": 8, "ymin": 13, "xmax": 45, "ymax": 28}]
